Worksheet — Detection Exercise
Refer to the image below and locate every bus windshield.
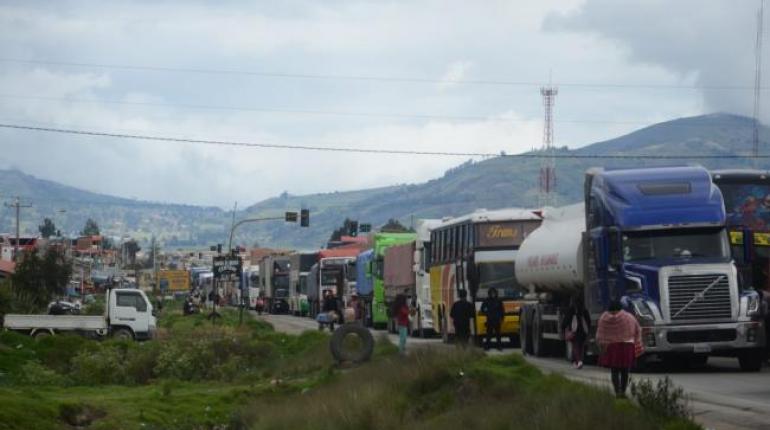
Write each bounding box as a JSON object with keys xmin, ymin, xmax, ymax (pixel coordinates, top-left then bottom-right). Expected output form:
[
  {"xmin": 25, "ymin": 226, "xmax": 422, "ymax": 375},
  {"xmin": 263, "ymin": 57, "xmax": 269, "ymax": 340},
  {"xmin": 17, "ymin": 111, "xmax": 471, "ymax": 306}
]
[
  {"xmin": 273, "ymin": 275, "xmax": 290, "ymax": 289},
  {"xmin": 476, "ymin": 262, "xmax": 526, "ymax": 299},
  {"xmin": 718, "ymin": 183, "xmax": 770, "ymax": 229},
  {"xmin": 622, "ymin": 228, "xmax": 729, "ymax": 262},
  {"xmin": 321, "ymin": 270, "xmax": 341, "ymax": 286}
]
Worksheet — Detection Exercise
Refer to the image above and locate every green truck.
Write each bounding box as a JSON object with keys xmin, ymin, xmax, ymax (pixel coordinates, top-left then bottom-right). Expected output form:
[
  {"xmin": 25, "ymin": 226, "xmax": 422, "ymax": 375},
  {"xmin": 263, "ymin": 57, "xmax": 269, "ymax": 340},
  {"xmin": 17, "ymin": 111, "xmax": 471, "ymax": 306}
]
[{"xmin": 371, "ymin": 232, "xmax": 417, "ymax": 329}]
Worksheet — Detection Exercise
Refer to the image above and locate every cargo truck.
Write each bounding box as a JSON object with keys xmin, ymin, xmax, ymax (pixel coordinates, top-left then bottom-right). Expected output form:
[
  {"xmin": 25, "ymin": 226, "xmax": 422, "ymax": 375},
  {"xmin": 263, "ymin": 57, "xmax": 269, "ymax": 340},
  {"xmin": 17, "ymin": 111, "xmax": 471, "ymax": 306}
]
[
  {"xmin": 289, "ymin": 252, "xmax": 318, "ymax": 316},
  {"xmin": 371, "ymin": 232, "xmax": 417, "ymax": 329},
  {"xmin": 259, "ymin": 255, "xmax": 291, "ymax": 314},
  {"xmin": 3, "ymin": 288, "xmax": 157, "ymax": 340},
  {"xmin": 516, "ymin": 166, "xmax": 765, "ymax": 371}
]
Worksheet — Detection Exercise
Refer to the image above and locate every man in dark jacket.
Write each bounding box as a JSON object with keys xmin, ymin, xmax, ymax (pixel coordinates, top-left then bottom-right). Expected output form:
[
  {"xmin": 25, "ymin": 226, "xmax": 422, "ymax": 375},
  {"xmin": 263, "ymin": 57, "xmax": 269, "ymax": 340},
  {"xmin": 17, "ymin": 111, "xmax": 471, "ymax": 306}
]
[
  {"xmin": 481, "ymin": 287, "xmax": 504, "ymax": 351},
  {"xmin": 450, "ymin": 289, "xmax": 475, "ymax": 347}
]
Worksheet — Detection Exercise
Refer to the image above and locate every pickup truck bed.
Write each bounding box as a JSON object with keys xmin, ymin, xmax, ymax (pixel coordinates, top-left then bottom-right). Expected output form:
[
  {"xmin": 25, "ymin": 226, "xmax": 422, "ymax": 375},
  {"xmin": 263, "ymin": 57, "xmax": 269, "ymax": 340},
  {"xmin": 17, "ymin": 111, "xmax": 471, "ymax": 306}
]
[{"xmin": 3, "ymin": 314, "xmax": 108, "ymax": 331}]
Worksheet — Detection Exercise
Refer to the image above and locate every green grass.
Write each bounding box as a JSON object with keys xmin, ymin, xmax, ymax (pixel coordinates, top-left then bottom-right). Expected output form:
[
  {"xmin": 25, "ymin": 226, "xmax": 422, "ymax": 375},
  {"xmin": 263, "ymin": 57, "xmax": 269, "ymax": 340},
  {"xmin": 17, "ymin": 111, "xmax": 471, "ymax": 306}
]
[
  {"xmin": 0, "ymin": 306, "xmax": 700, "ymax": 430},
  {"xmin": 238, "ymin": 348, "xmax": 700, "ymax": 430},
  {"xmin": 0, "ymin": 305, "xmax": 338, "ymax": 429}
]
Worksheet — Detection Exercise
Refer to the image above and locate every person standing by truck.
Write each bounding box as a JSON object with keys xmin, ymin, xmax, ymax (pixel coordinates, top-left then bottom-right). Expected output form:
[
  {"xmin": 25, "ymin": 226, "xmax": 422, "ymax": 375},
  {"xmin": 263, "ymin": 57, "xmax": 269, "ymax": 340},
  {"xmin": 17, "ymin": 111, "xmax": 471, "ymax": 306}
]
[
  {"xmin": 450, "ymin": 289, "xmax": 475, "ymax": 347},
  {"xmin": 596, "ymin": 301, "xmax": 642, "ymax": 398},
  {"xmin": 320, "ymin": 290, "xmax": 339, "ymax": 331},
  {"xmin": 481, "ymin": 287, "xmax": 504, "ymax": 351},
  {"xmin": 562, "ymin": 297, "xmax": 591, "ymax": 369}
]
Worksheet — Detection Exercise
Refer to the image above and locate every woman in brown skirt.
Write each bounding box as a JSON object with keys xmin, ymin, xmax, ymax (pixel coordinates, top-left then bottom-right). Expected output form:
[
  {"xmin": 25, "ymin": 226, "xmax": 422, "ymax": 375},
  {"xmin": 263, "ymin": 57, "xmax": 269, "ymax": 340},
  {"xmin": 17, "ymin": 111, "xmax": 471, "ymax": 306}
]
[{"xmin": 596, "ymin": 300, "xmax": 642, "ymax": 398}]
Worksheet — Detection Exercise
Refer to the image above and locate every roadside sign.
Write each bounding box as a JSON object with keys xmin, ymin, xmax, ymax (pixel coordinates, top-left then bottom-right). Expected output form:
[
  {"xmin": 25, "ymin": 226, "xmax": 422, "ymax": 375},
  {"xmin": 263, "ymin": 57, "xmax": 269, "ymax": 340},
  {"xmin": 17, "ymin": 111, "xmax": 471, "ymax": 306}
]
[
  {"xmin": 213, "ymin": 256, "xmax": 243, "ymax": 282},
  {"xmin": 157, "ymin": 269, "xmax": 190, "ymax": 292}
]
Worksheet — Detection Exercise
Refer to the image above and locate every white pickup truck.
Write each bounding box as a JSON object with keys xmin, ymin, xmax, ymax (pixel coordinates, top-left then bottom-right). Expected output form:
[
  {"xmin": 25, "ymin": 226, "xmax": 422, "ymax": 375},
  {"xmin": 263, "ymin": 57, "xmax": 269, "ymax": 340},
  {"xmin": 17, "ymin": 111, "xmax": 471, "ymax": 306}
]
[{"xmin": 3, "ymin": 288, "xmax": 157, "ymax": 341}]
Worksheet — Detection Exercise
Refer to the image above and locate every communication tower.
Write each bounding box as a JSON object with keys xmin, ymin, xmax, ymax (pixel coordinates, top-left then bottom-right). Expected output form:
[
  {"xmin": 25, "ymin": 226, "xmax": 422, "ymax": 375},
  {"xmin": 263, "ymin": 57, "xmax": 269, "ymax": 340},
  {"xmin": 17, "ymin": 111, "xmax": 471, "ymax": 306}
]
[{"xmin": 539, "ymin": 85, "xmax": 558, "ymax": 208}]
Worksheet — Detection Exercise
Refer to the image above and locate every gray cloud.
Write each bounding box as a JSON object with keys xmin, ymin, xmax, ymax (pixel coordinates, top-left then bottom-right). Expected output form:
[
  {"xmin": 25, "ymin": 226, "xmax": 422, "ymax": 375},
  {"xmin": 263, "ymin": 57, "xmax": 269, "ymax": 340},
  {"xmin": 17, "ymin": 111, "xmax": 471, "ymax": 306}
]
[{"xmin": 544, "ymin": 0, "xmax": 761, "ymax": 118}]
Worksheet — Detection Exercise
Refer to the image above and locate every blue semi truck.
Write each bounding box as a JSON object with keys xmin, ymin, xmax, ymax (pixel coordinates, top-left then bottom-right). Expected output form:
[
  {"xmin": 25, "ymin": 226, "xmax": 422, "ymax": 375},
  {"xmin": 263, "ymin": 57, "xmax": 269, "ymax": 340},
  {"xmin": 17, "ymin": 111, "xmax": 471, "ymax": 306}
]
[{"xmin": 516, "ymin": 166, "xmax": 765, "ymax": 371}]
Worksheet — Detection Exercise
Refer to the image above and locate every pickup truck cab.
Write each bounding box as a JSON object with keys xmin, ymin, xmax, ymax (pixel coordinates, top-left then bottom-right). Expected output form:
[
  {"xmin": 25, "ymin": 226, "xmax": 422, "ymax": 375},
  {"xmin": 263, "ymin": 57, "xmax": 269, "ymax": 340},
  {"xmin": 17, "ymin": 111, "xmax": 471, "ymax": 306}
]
[{"xmin": 3, "ymin": 288, "xmax": 157, "ymax": 341}]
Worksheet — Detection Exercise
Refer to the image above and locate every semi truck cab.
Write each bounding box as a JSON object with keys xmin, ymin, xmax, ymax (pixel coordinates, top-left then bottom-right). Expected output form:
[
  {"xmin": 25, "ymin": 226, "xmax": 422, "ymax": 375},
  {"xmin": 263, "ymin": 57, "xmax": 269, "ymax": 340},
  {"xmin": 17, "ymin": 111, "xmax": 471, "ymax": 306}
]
[{"xmin": 586, "ymin": 166, "xmax": 764, "ymax": 370}]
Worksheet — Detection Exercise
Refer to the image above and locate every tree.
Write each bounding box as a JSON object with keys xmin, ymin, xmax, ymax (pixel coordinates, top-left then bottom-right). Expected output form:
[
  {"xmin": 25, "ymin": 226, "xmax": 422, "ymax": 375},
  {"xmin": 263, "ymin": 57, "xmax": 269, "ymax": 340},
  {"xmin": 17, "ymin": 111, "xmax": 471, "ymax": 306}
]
[
  {"xmin": 328, "ymin": 218, "xmax": 357, "ymax": 242},
  {"xmin": 123, "ymin": 240, "xmax": 141, "ymax": 266},
  {"xmin": 11, "ymin": 248, "xmax": 72, "ymax": 313},
  {"xmin": 102, "ymin": 237, "xmax": 114, "ymax": 250},
  {"xmin": 38, "ymin": 218, "xmax": 57, "ymax": 239},
  {"xmin": 81, "ymin": 218, "xmax": 100, "ymax": 236},
  {"xmin": 381, "ymin": 218, "xmax": 412, "ymax": 233}
]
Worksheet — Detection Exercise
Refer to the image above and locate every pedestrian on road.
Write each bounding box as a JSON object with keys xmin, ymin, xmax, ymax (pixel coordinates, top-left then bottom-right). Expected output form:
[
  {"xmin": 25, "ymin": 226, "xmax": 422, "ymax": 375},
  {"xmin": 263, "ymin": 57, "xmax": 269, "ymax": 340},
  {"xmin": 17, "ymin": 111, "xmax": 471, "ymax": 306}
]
[
  {"xmin": 596, "ymin": 300, "xmax": 642, "ymax": 398},
  {"xmin": 348, "ymin": 291, "xmax": 365, "ymax": 325},
  {"xmin": 450, "ymin": 289, "xmax": 475, "ymax": 347},
  {"xmin": 321, "ymin": 290, "xmax": 339, "ymax": 331},
  {"xmin": 393, "ymin": 294, "xmax": 410, "ymax": 355},
  {"xmin": 255, "ymin": 295, "xmax": 265, "ymax": 316},
  {"xmin": 562, "ymin": 296, "xmax": 591, "ymax": 369},
  {"xmin": 481, "ymin": 287, "xmax": 504, "ymax": 351}
]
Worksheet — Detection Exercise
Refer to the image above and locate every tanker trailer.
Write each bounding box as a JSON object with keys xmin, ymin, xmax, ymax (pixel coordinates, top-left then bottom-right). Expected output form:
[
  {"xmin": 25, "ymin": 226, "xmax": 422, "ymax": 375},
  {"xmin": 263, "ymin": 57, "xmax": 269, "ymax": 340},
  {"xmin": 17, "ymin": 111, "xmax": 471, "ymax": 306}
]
[{"xmin": 517, "ymin": 166, "xmax": 765, "ymax": 371}]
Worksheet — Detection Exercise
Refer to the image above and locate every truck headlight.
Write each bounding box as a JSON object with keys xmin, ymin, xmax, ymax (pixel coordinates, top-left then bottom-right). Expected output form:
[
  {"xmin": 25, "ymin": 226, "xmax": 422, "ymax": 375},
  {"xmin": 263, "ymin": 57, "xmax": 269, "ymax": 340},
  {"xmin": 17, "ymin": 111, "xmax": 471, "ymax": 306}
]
[
  {"xmin": 631, "ymin": 299, "xmax": 655, "ymax": 323},
  {"xmin": 746, "ymin": 293, "xmax": 760, "ymax": 317}
]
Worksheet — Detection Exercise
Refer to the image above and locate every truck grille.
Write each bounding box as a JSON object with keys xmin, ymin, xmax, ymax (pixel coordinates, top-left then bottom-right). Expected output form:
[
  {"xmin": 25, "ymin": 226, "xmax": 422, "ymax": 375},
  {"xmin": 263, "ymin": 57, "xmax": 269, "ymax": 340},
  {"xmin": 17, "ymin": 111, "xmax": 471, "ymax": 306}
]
[{"xmin": 668, "ymin": 274, "xmax": 732, "ymax": 322}]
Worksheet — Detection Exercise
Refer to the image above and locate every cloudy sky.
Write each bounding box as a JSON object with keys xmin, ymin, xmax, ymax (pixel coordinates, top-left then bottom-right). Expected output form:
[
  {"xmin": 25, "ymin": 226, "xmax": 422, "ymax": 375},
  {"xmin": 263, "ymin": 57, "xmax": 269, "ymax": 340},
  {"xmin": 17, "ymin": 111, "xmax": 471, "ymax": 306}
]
[{"xmin": 0, "ymin": 0, "xmax": 763, "ymax": 207}]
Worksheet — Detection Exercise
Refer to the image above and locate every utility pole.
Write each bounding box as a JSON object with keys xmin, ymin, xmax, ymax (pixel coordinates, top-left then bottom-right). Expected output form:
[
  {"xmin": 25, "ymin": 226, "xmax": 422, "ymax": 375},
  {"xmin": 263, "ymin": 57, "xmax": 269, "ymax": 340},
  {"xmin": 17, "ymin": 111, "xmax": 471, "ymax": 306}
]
[
  {"xmin": 5, "ymin": 197, "xmax": 32, "ymax": 263},
  {"xmin": 753, "ymin": 0, "xmax": 765, "ymax": 167}
]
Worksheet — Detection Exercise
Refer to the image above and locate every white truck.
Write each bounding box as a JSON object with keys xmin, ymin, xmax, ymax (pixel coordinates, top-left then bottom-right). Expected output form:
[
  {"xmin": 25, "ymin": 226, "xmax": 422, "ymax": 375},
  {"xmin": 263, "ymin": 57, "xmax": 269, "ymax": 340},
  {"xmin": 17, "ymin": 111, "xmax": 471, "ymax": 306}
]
[{"xmin": 3, "ymin": 288, "xmax": 157, "ymax": 341}]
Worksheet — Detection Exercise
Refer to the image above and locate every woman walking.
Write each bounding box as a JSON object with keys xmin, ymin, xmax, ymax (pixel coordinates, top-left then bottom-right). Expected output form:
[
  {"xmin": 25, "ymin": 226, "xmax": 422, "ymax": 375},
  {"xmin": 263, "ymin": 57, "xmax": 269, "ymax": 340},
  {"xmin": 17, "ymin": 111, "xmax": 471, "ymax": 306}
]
[
  {"xmin": 596, "ymin": 300, "xmax": 642, "ymax": 398},
  {"xmin": 393, "ymin": 294, "xmax": 410, "ymax": 355},
  {"xmin": 562, "ymin": 297, "xmax": 591, "ymax": 369}
]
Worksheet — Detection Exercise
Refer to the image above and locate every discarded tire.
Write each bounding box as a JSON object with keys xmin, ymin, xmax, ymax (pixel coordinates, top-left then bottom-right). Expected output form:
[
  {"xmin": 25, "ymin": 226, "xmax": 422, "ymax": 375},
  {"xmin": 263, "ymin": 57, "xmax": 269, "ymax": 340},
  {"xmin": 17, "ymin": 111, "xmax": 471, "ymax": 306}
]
[{"xmin": 330, "ymin": 324, "xmax": 375, "ymax": 364}]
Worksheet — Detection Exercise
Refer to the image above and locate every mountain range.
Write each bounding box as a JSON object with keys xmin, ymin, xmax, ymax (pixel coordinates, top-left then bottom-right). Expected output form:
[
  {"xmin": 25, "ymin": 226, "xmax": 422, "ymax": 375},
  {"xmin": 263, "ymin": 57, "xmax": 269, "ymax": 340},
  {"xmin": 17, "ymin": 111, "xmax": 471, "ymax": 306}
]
[{"xmin": 1, "ymin": 113, "xmax": 768, "ymax": 250}]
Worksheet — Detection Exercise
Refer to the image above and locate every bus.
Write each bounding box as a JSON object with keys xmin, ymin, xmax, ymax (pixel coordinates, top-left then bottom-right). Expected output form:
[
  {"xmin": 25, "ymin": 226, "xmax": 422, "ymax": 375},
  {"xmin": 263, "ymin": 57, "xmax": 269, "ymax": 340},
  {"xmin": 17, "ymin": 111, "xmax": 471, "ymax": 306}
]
[
  {"xmin": 429, "ymin": 208, "xmax": 541, "ymax": 344},
  {"xmin": 412, "ymin": 219, "xmax": 441, "ymax": 337},
  {"xmin": 372, "ymin": 232, "xmax": 417, "ymax": 329},
  {"xmin": 712, "ymin": 170, "xmax": 770, "ymax": 290},
  {"xmin": 712, "ymin": 170, "xmax": 770, "ymax": 355}
]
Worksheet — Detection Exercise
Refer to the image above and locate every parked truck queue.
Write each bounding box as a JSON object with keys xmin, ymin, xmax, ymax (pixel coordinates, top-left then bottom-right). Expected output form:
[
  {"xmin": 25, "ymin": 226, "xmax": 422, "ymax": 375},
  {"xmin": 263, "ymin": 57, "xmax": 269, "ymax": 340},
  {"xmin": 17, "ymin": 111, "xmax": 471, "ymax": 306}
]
[
  {"xmin": 238, "ymin": 165, "xmax": 768, "ymax": 372},
  {"xmin": 15, "ymin": 166, "xmax": 766, "ymax": 372}
]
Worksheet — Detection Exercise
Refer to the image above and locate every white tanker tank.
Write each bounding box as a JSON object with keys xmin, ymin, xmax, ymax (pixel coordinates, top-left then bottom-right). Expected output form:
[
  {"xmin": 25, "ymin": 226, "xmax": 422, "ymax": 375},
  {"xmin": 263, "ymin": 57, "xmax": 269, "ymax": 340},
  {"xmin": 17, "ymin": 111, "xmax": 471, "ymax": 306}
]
[{"xmin": 515, "ymin": 203, "xmax": 585, "ymax": 294}]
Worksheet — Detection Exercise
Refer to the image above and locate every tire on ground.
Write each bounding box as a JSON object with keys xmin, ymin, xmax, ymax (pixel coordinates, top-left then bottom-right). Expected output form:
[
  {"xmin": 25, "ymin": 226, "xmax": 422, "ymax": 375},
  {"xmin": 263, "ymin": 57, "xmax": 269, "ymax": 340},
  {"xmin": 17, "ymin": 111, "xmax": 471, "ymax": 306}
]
[{"xmin": 329, "ymin": 324, "xmax": 375, "ymax": 364}]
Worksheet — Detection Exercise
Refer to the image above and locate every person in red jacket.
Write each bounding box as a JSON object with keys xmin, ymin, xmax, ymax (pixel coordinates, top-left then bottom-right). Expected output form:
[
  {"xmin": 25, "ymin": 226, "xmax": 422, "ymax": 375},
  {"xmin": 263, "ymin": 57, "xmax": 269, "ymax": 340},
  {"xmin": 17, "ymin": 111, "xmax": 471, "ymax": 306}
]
[{"xmin": 393, "ymin": 294, "xmax": 410, "ymax": 355}]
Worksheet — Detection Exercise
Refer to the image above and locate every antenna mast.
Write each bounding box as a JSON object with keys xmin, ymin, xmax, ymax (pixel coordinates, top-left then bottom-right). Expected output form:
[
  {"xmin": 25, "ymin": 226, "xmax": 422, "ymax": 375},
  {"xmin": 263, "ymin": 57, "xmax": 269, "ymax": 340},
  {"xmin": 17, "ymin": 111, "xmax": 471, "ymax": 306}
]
[{"xmin": 539, "ymin": 81, "xmax": 558, "ymax": 208}]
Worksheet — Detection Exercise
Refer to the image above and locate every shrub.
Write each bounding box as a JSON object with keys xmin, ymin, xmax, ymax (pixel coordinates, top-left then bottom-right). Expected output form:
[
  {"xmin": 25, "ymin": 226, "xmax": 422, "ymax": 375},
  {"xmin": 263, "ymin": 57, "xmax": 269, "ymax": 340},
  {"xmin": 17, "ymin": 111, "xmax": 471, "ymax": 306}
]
[
  {"xmin": 16, "ymin": 361, "xmax": 67, "ymax": 386},
  {"xmin": 70, "ymin": 346, "xmax": 127, "ymax": 385},
  {"xmin": 630, "ymin": 377, "xmax": 694, "ymax": 422}
]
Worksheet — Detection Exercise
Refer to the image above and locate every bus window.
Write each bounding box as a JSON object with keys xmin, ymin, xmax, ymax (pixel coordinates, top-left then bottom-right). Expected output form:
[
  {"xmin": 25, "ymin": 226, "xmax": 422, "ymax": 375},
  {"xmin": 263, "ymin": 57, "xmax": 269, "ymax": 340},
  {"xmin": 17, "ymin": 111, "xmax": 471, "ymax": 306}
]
[{"xmin": 476, "ymin": 262, "xmax": 525, "ymax": 300}]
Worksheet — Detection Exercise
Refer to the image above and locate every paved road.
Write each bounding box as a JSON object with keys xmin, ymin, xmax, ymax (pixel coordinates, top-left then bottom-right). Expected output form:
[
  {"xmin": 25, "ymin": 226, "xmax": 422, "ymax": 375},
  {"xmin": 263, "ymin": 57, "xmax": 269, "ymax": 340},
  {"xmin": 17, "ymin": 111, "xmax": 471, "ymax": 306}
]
[{"xmin": 255, "ymin": 313, "xmax": 770, "ymax": 430}]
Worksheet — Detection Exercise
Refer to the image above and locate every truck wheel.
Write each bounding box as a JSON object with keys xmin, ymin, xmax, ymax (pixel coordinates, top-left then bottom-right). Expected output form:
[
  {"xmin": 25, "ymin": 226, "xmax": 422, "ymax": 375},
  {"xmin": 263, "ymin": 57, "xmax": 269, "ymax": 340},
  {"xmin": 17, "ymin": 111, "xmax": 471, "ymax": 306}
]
[
  {"xmin": 738, "ymin": 350, "xmax": 763, "ymax": 372},
  {"xmin": 330, "ymin": 324, "xmax": 375, "ymax": 364},
  {"xmin": 113, "ymin": 328, "xmax": 134, "ymax": 341},
  {"xmin": 33, "ymin": 330, "xmax": 52, "ymax": 339}
]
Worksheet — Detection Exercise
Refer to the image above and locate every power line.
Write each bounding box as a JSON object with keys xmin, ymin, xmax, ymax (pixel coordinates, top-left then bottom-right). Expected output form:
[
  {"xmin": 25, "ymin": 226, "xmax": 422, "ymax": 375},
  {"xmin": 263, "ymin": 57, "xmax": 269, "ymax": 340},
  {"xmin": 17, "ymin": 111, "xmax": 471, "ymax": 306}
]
[
  {"xmin": 0, "ymin": 58, "xmax": 762, "ymax": 91},
  {"xmin": 0, "ymin": 93, "xmax": 746, "ymax": 127},
  {"xmin": 0, "ymin": 122, "xmax": 768, "ymax": 159}
]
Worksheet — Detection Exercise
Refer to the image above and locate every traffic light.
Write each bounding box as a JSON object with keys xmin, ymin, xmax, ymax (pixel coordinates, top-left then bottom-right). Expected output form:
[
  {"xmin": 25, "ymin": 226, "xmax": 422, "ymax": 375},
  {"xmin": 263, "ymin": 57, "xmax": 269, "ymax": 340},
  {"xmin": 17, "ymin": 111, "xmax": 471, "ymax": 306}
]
[
  {"xmin": 349, "ymin": 220, "xmax": 359, "ymax": 237},
  {"xmin": 360, "ymin": 223, "xmax": 371, "ymax": 233},
  {"xmin": 300, "ymin": 209, "xmax": 310, "ymax": 227},
  {"xmin": 285, "ymin": 211, "xmax": 298, "ymax": 222}
]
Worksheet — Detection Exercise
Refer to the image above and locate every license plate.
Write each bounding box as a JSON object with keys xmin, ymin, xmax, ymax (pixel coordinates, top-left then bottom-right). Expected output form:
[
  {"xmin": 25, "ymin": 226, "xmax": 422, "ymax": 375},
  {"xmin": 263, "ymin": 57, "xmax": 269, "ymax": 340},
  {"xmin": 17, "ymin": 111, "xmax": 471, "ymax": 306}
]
[{"xmin": 693, "ymin": 344, "xmax": 711, "ymax": 353}]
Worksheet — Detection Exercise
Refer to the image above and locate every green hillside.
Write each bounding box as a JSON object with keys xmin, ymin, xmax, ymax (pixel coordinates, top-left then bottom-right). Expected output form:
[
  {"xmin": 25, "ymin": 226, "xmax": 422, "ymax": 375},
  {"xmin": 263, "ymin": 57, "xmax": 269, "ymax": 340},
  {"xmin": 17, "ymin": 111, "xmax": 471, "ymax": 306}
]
[{"xmin": 2, "ymin": 113, "xmax": 768, "ymax": 249}]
